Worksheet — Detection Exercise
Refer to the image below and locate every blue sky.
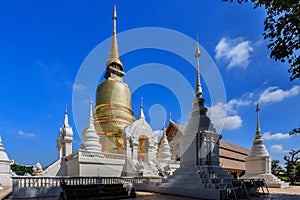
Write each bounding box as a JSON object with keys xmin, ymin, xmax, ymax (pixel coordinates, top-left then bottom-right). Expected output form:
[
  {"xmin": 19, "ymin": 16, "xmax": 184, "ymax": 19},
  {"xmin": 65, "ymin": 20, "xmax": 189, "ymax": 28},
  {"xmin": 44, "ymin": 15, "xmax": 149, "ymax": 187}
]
[{"xmin": 0, "ymin": 1, "xmax": 299, "ymax": 167}]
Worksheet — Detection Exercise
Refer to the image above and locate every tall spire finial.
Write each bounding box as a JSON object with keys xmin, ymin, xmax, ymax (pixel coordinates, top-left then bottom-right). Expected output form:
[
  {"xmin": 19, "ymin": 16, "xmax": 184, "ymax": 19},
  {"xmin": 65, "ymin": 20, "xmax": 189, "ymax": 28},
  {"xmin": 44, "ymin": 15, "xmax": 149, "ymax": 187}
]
[
  {"xmin": 89, "ymin": 96, "xmax": 93, "ymax": 118},
  {"xmin": 195, "ymin": 34, "xmax": 202, "ymax": 97},
  {"xmin": 113, "ymin": 4, "xmax": 117, "ymax": 31},
  {"xmin": 163, "ymin": 117, "xmax": 167, "ymax": 137},
  {"xmin": 169, "ymin": 112, "xmax": 173, "ymax": 122},
  {"xmin": 139, "ymin": 97, "xmax": 145, "ymax": 119},
  {"xmin": 256, "ymin": 102, "xmax": 261, "ymax": 135},
  {"xmin": 64, "ymin": 105, "xmax": 69, "ymax": 126},
  {"xmin": 105, "ymin": 5, "xmax": 123, "ymax": 73}
]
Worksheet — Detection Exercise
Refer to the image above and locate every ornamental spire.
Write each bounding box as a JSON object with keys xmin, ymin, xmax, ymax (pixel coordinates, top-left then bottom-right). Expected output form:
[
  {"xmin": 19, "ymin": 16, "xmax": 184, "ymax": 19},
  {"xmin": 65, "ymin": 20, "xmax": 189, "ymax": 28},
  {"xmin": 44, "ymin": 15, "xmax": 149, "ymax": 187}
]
[
  {"xmin": 195, "ymin": 34, "xmax": 202, "ymax": 97},
  {"xmin": 89, "ymin": 97, "xmax": 94, "ymax": 123},
  {"xmin": 163, "ymin": 117, "xmax": 166, "ymax": 136},
  {"xmin": 256, "ymin": 103, "xmax": 261, "ymax": 135},
  {"xmin": 0, "ymin": 135, "xmax": 4, "ymax": 151},
  {"xmin": 105, "ymin": 5, "xmax": 124, "ymax": 78},
  {"xmin": 248, "ymin": 103, "xmax": 268, "ymax": 157},
  {"xmin": 169, "ymin": 112, "xmax": 173, "ymax": 123},
  {"xmin": 139, "ymin": 97, "xmax": 145, "ymax": 119},
  {"xmin": 64, "ymin": 105, "xmax": 69, "ymax": 126}
]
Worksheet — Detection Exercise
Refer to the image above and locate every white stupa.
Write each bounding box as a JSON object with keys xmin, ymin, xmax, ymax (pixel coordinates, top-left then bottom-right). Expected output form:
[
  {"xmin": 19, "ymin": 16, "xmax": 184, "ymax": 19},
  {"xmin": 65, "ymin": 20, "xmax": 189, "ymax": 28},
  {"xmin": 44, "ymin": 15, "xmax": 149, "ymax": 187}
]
[
  {"xmin": 0, "ymin": 136, "xmax": 12, "ymax": 186},
  {"xmin": 241, "ymin": 104, "xmax": 289, "ymax": 188},
  {"xmin": 56, "ymin": 107, "xmax": 73, "ymax": 159},
  {"xmin": 147, "ymin": 35, "xmax": 233, "ymax": 199},
  {"xmin": 32, "ymin": 162, "xmax": 43, "ymax": 176},
  {"xmin": 158, "ymin": 122, "xmax": 172, "ymax": 161},
  {"xmin": 80, "ymin": 99, "xmax": 102, "ymax": 152}
]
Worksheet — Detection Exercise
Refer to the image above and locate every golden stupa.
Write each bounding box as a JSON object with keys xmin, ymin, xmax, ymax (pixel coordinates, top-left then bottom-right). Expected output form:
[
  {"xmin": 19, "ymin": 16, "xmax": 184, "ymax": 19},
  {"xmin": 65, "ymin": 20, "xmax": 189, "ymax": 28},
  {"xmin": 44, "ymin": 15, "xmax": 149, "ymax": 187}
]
[{"xmin": 94, "ymin": 5, "xmax": 135, "ymax": 153}]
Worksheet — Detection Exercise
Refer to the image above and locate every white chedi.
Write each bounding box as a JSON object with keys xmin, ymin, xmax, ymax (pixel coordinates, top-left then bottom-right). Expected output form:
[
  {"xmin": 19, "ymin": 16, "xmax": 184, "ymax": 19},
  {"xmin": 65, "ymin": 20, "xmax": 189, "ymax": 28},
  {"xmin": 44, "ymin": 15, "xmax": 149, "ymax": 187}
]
[
  {"xmin": 59, "ymin": 108, "xmax": 73, "ymax": 139},
  {"xmin": 247, "ymin": 105, "xmax": 269, "ymax": 158},
  {"xmin": 150, "ymin": 38, "xmax": 233, "ymax": 200},
  {"xmin": 80, "ymin": 100, "xmax": 102, "ymax": 152},
  {"xmin": 0, "ymin": 136, "xmax": 12, "ymax": 186},
  {"xmin": 0, "ymin": 136, "xmax": 9, "ymax": 161},
  {"xmin": 32, "ymin": 162, "xmax": 43, "ymax": 176},
  {"xmin": 158, "ymin": 132, "xmax": 172, "ymax": 161},
  {"xmin": 56, "ymin": 107, "xmax": 73, "ymax": 158},
  {"xmin": 241, "ymin": 104, "xmax": 289, "ymax": 188}
]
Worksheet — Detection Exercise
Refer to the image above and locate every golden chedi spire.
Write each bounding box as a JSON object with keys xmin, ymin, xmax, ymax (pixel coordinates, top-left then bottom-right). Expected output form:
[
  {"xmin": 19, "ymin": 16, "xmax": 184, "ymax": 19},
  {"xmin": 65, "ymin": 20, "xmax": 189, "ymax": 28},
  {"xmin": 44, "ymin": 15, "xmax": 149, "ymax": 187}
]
[
  {"xmin": 95, "ymin": 5, "xmax": 135, "ymax": 153},
  {"xmin": 104, "ymin": 5, "xmax": 124, "ymax": 79}
]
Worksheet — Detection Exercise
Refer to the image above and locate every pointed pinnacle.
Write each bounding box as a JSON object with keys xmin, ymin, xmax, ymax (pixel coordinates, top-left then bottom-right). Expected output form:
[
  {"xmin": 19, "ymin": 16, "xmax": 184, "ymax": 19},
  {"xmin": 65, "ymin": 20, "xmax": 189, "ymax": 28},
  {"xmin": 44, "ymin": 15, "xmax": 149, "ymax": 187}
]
[
  {"xmin": 65, "ymin": 104, "xmax": 68, "ymax": 114},
  {"xmin": 89, "ymin": 97, "xmax": 93, "ymax": 118},
  {"xmin": 195, "ymin": 34, "xmax": 202, "ymax": 97},
  {"xmin": 195, "ymin": 34, "xmax": 201, "ymax": 58},
  {"xmin": 256, "ymin": 103, "xmax": 261, "ymax": 135},
  {"xmin": 64, "ymin": 107, "xmax": 69, "ymax": 126},
  {"xmin": 106, "ymin": 5, "xmax": 123, "ymax": 69},
  {"xmin": 256, "ymin": 103, "xmax": 260, "ymax": 112},
  {"xmin": 169, "ymin": 112, "xmax": 173, "ymax": 122},
  {"xmin": 113, "ymin": 5, "xmax": 117, "ymax": 21},
  {"xmin": 139, "ymin": 97, "xmax": 145, "ymax": 119}
]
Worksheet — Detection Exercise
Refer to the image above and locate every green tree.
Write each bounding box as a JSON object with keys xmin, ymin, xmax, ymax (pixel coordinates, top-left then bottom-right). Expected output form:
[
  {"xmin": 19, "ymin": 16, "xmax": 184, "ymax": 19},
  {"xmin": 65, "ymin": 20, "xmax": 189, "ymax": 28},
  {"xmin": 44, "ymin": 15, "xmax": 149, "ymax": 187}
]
[
  {"xmin": 296, "ymin": 162, "xmax": 300, "ymax": 181},
  {"xmin": 290, "ymin": 127, "xmax": 300, "ymax": 135},
  {"xmin": 284, "ymin": 149, "xmax": 300, "ymax": 184},
  {"xmin": 271, "ymin": 159, "xmax": 284, "ymax": 176},
  {"xmin": 223, "ymin": 0, "xmax": 300, "ymax": 81},
  {"xmin": 11, "ymin": 163, "xmax": 34, "ymax": 176}
]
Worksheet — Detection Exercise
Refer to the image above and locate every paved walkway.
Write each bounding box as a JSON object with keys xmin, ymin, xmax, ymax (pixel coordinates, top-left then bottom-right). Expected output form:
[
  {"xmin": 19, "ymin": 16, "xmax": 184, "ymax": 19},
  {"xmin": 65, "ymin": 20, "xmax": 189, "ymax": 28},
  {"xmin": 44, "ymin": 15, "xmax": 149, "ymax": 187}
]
[
  {"xmin": 0, "ymin": 186, "xmax": 12, "ymax": 200},
  {"xmin": 135, "ymin": 186, "xmax": 300, "ymax": 200},
  {"xmin": 2, "ymin": 186, "xmax": 299, "ymax": 199},
  {"xmin": 136, "ymin": 191, "xmax": 196, "ymax": 199},
  {"xmin": 260, "ymin": 186, "xmax": 300, "ymax": 200}
]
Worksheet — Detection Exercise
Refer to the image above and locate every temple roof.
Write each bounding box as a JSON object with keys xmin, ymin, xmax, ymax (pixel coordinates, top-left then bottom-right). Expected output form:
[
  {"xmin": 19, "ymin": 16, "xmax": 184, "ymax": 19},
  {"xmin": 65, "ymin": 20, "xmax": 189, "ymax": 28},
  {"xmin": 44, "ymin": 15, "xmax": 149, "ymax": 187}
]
[{"xmin": 164, "ymin": 121, "xmax": 250, "ymax": 168}]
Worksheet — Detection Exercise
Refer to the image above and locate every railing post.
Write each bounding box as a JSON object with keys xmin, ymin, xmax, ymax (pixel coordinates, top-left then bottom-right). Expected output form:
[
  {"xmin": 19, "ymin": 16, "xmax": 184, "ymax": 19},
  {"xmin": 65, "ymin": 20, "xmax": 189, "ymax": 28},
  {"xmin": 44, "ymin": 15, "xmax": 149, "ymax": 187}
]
[{"xmin": 12, "ymin": 177, "xmax": 19, "ymax": 195}]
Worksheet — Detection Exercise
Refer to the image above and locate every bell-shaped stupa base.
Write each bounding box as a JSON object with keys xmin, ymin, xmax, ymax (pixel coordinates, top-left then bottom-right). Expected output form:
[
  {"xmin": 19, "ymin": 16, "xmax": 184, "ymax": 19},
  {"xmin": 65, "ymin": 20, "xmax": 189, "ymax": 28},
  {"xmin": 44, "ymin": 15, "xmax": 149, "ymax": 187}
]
[{"xmin": 241, "ymin": 156, "xmax": 289, "ymax": 188}]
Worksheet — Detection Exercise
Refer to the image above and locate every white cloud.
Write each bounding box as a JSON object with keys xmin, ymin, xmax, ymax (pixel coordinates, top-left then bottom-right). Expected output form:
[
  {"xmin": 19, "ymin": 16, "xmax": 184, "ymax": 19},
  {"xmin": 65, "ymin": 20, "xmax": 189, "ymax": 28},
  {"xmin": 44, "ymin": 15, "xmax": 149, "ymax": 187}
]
[
  {"xmin": 270, "ymin": 144, "xmax": 289, "ymax": 153},
  {"xmin": 223, "ymin": 115, "xmax": 242, "ymax": 130},
  {"xmin": 18, "ymin": 130, "xmax": 35, "ymax": 138},
  {"xmin": 259, "ymin": 85, "xmax": 300, "ymax": 104},
  {"xmin": 263, "ymin": 79, "xmax": 269, "ymax": 85},
  {"xmin": 262, "ymin": 131, "xmax": 291, "ymax": 140},
  {"xmin": 208, "ymin": 98, "xmax": 251, "ymax": 131},
  {"xmin": 227, "ymin": 99, "xmax": 251, "ymax": 113},
  {"xmin": 215, "ymin": 37, "xmax": 253, "ymax": 69},
  {"xmin": 270, "ymin": 144, "xmax": 283, "ymax": 153},
  {"xmin": 73, "ymin": 83, "xmax": 87, "ymax": 91}
]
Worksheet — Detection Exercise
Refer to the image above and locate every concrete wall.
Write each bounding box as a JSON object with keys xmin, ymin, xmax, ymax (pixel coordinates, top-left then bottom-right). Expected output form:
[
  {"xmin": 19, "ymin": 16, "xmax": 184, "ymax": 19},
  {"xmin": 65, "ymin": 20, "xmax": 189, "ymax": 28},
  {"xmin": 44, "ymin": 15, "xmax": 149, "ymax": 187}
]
[
  {"xmin": 79, "ymin": 163, "xmax": 124, "ymax": 177},
  {"xmin": 12, "ymin": 186, "xmax": 61, "ymax": 198},
  {"xmin": 11, "ymin": 178, "xmax": 61, "ymax": 199},
  {"xmin": 42, "ymin": 159, "xmax": 67, "ymax": 176}
]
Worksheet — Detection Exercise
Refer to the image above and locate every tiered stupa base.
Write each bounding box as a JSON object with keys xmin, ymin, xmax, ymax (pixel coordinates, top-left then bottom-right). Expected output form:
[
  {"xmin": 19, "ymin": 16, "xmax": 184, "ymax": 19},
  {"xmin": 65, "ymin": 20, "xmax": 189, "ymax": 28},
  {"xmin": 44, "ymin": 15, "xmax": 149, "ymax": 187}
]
[
  {"xmin": 147, "ymin": 165, "xmax": 233, "ymax": 200},
  {"xmin": 0, "ymin": 173, "xmax": 11, "ymax": 187},
  {"xmin": 242, "ymin": 173, "xmax": 289, "ymax": 188}
]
